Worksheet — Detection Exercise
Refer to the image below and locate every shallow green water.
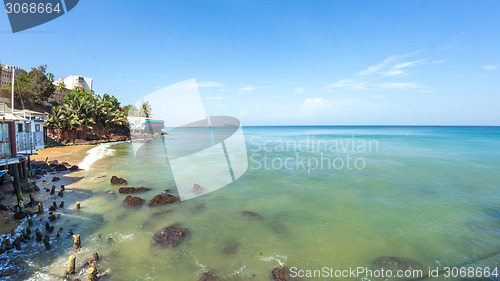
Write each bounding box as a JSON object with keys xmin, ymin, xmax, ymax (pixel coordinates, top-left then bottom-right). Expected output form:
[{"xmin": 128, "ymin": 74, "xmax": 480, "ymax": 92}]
[{"xmin": 18, "ymin": 127, "xmax": 500, "ymax": 280}]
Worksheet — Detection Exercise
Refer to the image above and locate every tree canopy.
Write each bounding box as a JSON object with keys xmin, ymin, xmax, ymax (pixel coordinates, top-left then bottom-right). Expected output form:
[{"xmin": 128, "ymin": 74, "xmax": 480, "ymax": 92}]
[{"xmin": 47, "ymin": 88, "xmax": 129, "ymax": 135}]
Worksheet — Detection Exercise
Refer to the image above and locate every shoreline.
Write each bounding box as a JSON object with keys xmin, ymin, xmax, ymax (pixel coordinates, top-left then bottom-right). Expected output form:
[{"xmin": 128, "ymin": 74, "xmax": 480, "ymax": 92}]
[{"xmin": 0, "ymin": 145, "xmax": 95, "ymax": 235}]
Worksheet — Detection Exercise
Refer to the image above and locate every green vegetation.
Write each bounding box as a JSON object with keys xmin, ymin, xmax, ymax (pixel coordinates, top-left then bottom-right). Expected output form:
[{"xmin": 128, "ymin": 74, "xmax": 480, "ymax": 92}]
[
  {"xmin": 47, "ymin": 87, "xmax": 129, "ymax": 137},
  {"xmin": 0, "ymin": 65, "xmax": 55, "ymax": 110}
]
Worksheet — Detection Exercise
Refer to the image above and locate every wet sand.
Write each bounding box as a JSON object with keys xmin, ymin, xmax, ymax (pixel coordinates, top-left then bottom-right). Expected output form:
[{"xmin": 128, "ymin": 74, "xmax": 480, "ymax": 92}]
[{"xmin": 30, "ymin": 145, "xmax": 96, "ymax": 164}]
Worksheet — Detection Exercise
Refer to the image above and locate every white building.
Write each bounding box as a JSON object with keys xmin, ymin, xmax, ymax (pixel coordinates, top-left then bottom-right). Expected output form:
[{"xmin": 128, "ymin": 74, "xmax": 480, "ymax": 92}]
[{"xmin": 52, "ymin": 75, "xmax": 93, "ymax": 103}]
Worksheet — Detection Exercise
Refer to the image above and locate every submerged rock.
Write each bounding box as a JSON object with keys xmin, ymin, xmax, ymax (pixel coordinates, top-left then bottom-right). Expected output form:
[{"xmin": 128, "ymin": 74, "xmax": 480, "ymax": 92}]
[
  {"xmin": 193, "ymin": 183, "xmax": 203, "ymax": 194},
  {"xmin": 222, "ymin": 242, "xmax": 238, "ymax": 255},
  {"xmin": 200, "ymin": 272, "xmax": 218, "ymax": 281},
  {"xmin": 52, "ymin": 177, "xmax": 60, "ymax": 182},
  {"xmin": 242, "ymin": 211, "xmax": 264, "ymax": 219},
  {"xmin": 272, "ymin": 267, "xmax": 291, "ymax": 281},
  {"xmin": 118, "ymin": 187, "xmax": 151, "ymax": 194},
  {"xmin": 110, "ymin": 176, "xmax": 127, "ymax": 185},
  {"xmin": 123, "ymin": 196, "xmax": 144, "ymax": 208},
  {"xmin": 373, "ymin": 256, "xmax": 427, "ymax": 273},
  {"xmin": 152, "ymin": 224, "xmax": 189, "ymax": 247},
  {"xmin": 148, "ymin": 194, "xmax": 180, "ymax": 207}
]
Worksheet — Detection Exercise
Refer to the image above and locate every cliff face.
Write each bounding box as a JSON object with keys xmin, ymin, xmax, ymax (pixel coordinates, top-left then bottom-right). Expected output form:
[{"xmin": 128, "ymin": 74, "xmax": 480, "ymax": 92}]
[{"xmin": 47, "ymin": 128, "xmax": 130, "ymax": 145}]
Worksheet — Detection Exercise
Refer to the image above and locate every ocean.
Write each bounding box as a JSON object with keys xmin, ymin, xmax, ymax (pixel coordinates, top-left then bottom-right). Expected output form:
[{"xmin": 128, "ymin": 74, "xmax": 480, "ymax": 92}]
[{"xmin": 14, "ymin": 126, "xmax": 500, "ymax": 280}]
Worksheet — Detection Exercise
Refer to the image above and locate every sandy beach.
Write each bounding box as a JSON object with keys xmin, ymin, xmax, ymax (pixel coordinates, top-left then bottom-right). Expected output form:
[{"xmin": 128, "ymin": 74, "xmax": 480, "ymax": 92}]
[{"xmin": 0, "ymin": 145, "xmax": 95, "ymax": 235}]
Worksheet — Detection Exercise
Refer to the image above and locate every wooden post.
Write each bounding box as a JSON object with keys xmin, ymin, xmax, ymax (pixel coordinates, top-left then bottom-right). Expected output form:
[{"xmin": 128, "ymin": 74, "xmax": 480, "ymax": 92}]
[
  {"xmin": 12, "ymin": 164, "xmax": 22, "ymax": 207},
  {"xmin": 61, "ymin": 185, "xmax": 65, "ymax": 191},
  {"xmin": 43, "ymin": 235, "xmax": 51, "ymax": 250},
  {"xmin": 50, "ymin": 185, "xmax": 55, "ymax": 195},
  {"xmin": 73, "ymin": 234, "xmax": 81, "ymax": 251},
  {"xmin": 87, "ymin": 264, "xmax": 98, "ymax": 281},
  {"xmin": 93, "ymin": 251, "xmax": 99, "ymax": 263},
  {"xmin": 38, "ymin": 202, "xmax": 43, "ymax": 214},
  {"xmin": 76, "ymin": 201, "xmax": 81, "ymax": 210},
  {"xmin": 66, "ymin": 254, "xmax": 76, "ymax": 275},
  {"xmin": 35, "ymin": 228, "xmax": 42, "ymax": 242}
]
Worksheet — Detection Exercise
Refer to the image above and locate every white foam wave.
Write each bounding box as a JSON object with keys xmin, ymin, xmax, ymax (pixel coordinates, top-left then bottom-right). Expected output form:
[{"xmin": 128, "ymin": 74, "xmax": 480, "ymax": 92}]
[{"xmin": 78, "ymin": 143, "xmax": 114, "ymax": 170}]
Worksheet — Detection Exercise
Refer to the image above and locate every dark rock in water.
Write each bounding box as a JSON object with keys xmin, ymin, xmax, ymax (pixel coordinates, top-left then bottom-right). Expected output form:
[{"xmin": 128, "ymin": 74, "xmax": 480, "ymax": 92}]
[
  {"xmin": 272, "ymin": 267, "xmax": 291, "ymax": 281},
  {"xmin": 97, "ymin": 233, "xmax": 102, "ymax": 241},
  {"xmin": 373, "ymin": 256, "xmax": 427, "ymax": 273},
  {"xmin": 242, "ymin": 211, "xmax": 264, "ymax": 219},
  {"xmin": 193, "ymin": 183, "xmax": 203, "ymax": 194},
  {"xmin": 69, "ymin": 165, "xmax": 79, "ymax": 171},
  {"xmin": 48, "ymin": 160, "xmax": 58, "ymax": 166},
  {"xmin": 152, "ymin": 224, "xmax": 189, "ymax": 248},
  {"xmin": 119, "ymin": 187, "xmax": 151, "ymax": 194},
  {"xmin": 52, "ymin": 177, "xmax": 60, "ymax": 182},
  {"xmin": 0, "ymin": 204, "xmax": 9, "ymax": 211},
  {"xmin": 14, "ymin": 211, "xmax": 30, "ymax": 220},
  {"xmin": 192, "ymin": 203, "xmax": 207, "ymax": 213},
  {"xmin": 123, "ymin": 195, "xmax": 144, "ymax": 208},
  {"xmin": 110, "ymin": 176, "xmax": 127, "ymax": 185},
  {"xmin": 148, "ymin": 194, "xmax": 180, "ymax": 207},
  {"xmin": 108, "ymin": 237, "xmax": 113, "ymax": 243},
  {"xmin": 151, "ymin": 209, "xmax": 174, "ymax": 217},
  {"xmin": 199, "ymin": 272, "xmax": 218, "ymax": 281},
  {"xmin": 55, "ymin": 164, "xmax": 68, "ymax": 171},
  {"xmin": 222, "ymin": 243, "xmax": 238, "ymax": 255}
]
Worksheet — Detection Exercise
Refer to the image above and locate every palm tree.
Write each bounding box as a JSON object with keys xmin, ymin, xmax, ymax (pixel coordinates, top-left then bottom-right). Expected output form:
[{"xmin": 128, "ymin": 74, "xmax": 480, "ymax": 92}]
[
  {"xmin": 55, "ymin": 81, "xmax": 66, "ymax": 103},
  {"xmin": 139, "ymin": 101, "xmax": 152, "ymax": 118}
]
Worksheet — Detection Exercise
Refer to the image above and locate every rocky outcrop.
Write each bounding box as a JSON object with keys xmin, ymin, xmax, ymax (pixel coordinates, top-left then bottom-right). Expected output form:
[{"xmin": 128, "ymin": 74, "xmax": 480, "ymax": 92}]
[
  {"xmin": 272, "ymin": 267, "xmax": 291, "ymax": 281},
  {"xmin": 148, "ymin": 194, "xmax": 180, "ymax": 207},
  {"xmin": 373, "ymin": 256, "xmax": 427, "ymax": 273},
  {"xmin": 152, "ymin": 224, "xmax": 189, "ymax": 247},
  {"xmin": 110, "ymin": 176, "xmax": 127, "ymax": 185},
  {"xmin": 118, "ymin": 187, "xmax": 151, "ymax": 194},
  {"xmin": 193, "ymin": 184, "xmax": 203, "ymax": 194},
  {"xmin": 199, "ymin": 272, "xmax": 218, "ymax": 281},
  {"xmin": 123, "ymin": 196, "xmax": 144, "ymax": 208}
]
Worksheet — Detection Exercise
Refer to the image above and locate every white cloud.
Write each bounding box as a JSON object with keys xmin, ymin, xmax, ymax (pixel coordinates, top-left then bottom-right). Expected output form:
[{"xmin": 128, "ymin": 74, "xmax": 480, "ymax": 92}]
[
  {"xmin": 203, "ymin": 96, "xmax": 225, "ymax": 100},
  {"xmin": 393, "ymin": 59, "xmax": 427, "ymax": 69},
  {"xmin": 383, "ymin": 70, "xmax": 405, "ymax": 77},
  {"xmin": 238, "ymin": 85, "xmax": 256, "ymax": 92},
  {"xmin": 482, "ymin": 65, "xmax": 498, "ymax": 70},
  {"xmin": 374, "ymin": 82, "xmax": 424, "ymax": 90},
  {"xmin": 198, "ymin": 81, "xmax": 225, "ymax": 87},
  {"xmin": 294, "ymin": 87, "xmax": 306, "ymax": 93},
  {"xmin": 323, "ymin": 52, "xmax": 431, "ymax": 93},
  {"xmin": 323, "ymin": 79, "xmax": 367, "ymax": 91}
]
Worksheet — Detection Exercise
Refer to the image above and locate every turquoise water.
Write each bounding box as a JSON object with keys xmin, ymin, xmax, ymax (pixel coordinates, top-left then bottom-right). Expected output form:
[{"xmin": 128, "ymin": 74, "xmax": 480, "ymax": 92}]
[{"xmin": 16, "ymin": 126, "xmax": 500, "ymax": 280}]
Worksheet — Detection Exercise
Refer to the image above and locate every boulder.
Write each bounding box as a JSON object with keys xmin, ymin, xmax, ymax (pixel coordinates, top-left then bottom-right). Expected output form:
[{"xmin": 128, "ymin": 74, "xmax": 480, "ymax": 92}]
[
  {"xmin": 118, "ymin": 187, "xmax": 151, "ymax": 194},
  {"xmin": 242, "ymin": 211, "xmax": 264, "ymax": 219},
  {"xmin": 152, "ymin": 224, "xmax": 189, "ymax": 247},
  {"xmin": 373, "ymin": 256, "xmax": 427, "ymax": 273},
  {"xmin": 54, "ymin": 164, "xmax": 68, "ymax": 171},
  {"xmin": 148, "ymin": 194, "xmax": 180, "ymax": 206},
  {"xmin": 123, "ymin": 196, "xmax": 144, "ymax": 208},
  {"xmin": 110, "ymin": 176, "xmax": 127, "ymax": 185},
  {"xmin": 13, "ymin": 211, "xmax": 30, "ymax": 220},
  {"xmin": 199, "ymin": 272, "xmax": 218, "ymax": 281},
  {"xmin": 193, "ymin": 183, "xmax": 203, "ymax": 194},
  {"xmin": 272, "ymin": 267, "xmax": 291, "ymax": 281},
  {"xmin": 69, "ymin": 165, "xmax": 79, "ymax": 171},
  {"xmin": 52, "ymin": 177, "xmax": 60, "ymax": 182}
]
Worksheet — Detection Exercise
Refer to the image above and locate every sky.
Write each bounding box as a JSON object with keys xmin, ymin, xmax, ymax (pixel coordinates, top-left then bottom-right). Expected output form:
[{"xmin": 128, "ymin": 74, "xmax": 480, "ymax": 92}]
[{"xmin": 1, "ymin": 0, "xmax": 499, "ymax": 125}]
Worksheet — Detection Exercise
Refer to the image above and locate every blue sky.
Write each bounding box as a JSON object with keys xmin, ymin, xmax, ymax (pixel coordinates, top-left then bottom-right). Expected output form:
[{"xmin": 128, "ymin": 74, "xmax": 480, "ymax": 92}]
[{"xmin": 1, "ymin": 0, "xmax": 499, "ymax": 125}]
